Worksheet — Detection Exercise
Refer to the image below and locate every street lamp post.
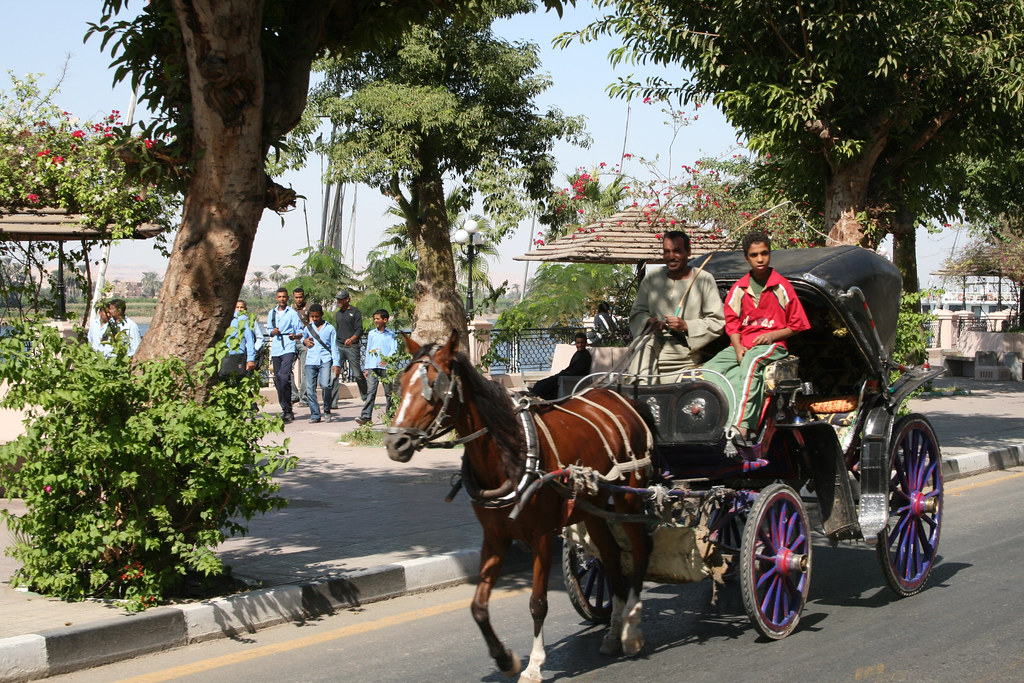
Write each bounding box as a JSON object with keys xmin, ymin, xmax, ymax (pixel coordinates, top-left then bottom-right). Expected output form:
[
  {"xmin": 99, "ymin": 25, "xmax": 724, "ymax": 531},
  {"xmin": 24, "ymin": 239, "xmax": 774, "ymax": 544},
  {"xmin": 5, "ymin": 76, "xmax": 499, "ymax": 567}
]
[{"xmin": 453, "ymin": 219, "xmax": 485, "ymax": 319}]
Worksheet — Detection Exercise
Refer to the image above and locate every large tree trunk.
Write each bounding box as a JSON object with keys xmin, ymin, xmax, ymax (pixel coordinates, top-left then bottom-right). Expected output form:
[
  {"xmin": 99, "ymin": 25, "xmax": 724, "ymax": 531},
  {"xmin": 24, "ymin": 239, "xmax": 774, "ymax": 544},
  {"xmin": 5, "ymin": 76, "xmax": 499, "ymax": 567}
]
[
  {"xmin": 824, "ymin": 160, "xmax": 876, "ymax": 246},
  {"xmin": 891, "ymin": 198, "xmax": 919, "ymax": 297},
  {"xmin": 407, "ymin": 168, "xmax": 467, "ymax": 346},
  {"xmin": 135, "ymin": 1, "xmax": 266, "ymax": 366}
]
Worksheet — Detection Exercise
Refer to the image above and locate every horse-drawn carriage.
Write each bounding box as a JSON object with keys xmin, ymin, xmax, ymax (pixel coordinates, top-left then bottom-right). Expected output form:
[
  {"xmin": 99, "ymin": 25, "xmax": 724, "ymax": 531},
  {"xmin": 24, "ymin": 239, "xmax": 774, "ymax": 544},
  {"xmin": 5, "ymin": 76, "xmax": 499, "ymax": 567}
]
[{"xmin": 386, "ymin": 245, "xmax": 943, "ymax": 682}]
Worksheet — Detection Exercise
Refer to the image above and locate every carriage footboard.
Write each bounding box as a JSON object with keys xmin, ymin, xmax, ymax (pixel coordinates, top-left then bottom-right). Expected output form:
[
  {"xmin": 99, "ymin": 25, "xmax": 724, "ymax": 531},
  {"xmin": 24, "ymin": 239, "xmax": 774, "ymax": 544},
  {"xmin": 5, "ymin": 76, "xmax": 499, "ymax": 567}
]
[{"xmin": 795, "ymin": 423, "xmax": 861, "ymax": 542}]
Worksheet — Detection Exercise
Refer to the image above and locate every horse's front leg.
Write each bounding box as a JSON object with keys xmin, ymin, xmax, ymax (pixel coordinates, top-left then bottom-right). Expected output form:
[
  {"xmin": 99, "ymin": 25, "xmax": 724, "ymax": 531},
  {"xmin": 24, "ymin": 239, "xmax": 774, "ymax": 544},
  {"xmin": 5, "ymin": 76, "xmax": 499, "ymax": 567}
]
[
  {"xmin": 616, "ymin": 518, "xmax": 650, "ymax": 656},
  {"xmin": 471, "ymin": 533, "xmax": 520, "ymax": 678},
  {"xmin": 583, "ymin": 516, "xmax": 628, "ymax": 656},
  {"xmin": 520, "ymin": 531, "xmax": 554, "ymax": 683}
]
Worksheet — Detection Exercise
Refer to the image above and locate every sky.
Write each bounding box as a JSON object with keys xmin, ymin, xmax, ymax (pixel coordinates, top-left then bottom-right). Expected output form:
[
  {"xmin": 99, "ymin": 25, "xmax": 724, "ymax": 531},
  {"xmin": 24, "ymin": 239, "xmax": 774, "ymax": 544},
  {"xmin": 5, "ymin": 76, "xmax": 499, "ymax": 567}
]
[{"xmin": 2, "ymin": 2, "xmax": 962, "ymax": 290}]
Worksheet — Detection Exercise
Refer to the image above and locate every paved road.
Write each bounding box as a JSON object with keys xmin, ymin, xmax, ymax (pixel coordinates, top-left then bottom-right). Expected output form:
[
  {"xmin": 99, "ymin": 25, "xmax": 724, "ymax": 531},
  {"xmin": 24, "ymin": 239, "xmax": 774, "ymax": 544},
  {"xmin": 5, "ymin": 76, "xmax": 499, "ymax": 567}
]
[{"xmin": 45, "ymin": 468, "xmax": 1024, "ymax": 683}]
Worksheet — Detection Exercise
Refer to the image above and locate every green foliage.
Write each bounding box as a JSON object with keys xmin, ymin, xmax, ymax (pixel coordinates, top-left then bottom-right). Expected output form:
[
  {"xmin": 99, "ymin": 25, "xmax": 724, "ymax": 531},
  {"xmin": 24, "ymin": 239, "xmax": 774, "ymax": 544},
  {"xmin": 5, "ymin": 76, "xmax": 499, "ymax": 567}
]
[
  {"xmin": 562, "ymin": 0, "xmax": 1024, "ymax": 249},
  {"xmin": 540, "ymin": 165, "xmax": 628, "ymax": 237},
  {"xmin": 358, "ymin": 252, "xmax": 417, "ymax": 330},
  {"xmin": 286, "ymin": 244, "xmax": 360, "ymax": 306},
  {"xmin": 0, "ymin": 321, "xmax": 296, "ymax": 611},
  {"xmin": 519, "ymin": 262, "xmax": 635, "ymax": 326},
  {"xmin": 894, "ymin": 290, "xmax": 935, "ymax": 367},
  {"xmin": 0, "ymin": 74, "xmax": 178, "ymax": 319},
  {"xmin": 305, "ymin": 2, "xmax": 589, "ymax": 237},
  {"xmin": 0, "ymin": 73, "xmax": 177, "ymax": 232}
]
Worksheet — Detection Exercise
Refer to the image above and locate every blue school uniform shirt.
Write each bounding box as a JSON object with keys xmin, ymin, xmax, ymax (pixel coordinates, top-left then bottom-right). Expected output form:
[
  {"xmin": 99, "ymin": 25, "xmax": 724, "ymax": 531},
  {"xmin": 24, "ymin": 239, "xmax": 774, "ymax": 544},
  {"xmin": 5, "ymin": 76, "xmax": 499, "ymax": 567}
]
[{"xmin": 266, "ymin": 305, "xmax": 302, "ymax": 357}]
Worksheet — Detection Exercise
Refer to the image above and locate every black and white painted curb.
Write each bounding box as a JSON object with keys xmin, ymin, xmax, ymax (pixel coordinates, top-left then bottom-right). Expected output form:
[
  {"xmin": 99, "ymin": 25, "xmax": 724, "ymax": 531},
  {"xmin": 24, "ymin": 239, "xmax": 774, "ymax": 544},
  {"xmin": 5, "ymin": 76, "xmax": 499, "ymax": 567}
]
[
  {"xmin": 3, "ymin": 448, "xmax": 1023, "ymax": 682},
  {"xmin": 0, "ymin": 549, "xmax": 484, "ymax": 682}
]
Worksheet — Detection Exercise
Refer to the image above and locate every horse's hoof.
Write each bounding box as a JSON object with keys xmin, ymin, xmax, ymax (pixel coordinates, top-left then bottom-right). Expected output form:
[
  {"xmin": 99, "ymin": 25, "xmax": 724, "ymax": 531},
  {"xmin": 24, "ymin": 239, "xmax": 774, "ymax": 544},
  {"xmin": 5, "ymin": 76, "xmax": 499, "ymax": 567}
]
[
  {"xmin": 622, "ymin": 634, "xmax": 645, "ymax": 656},
  {"xmin": 599, "ymin": 634, "xmax": 623, "ymax": 656},
  {"xmin": 499, "ymin": 650, "xmax": 521, "ymax": 678}
]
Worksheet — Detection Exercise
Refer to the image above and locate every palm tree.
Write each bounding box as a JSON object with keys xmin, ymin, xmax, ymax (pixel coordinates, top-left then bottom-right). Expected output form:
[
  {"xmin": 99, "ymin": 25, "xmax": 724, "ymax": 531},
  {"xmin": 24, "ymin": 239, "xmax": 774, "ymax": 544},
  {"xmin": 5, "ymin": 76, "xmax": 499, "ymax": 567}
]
[
  {"xmin": 140, "ymin": 271, "xmax": 161, "ymax": 298},
  {"xmin": 268, "ymin": 264, "xmax": 290, "ymax": 287},
  {"xmin": 377, "ymin": 188, "xmax": 500, "ymax": 309},
  {"xmin": 250, "ymin": 271, "xmax": 266, "ymax": 297}
]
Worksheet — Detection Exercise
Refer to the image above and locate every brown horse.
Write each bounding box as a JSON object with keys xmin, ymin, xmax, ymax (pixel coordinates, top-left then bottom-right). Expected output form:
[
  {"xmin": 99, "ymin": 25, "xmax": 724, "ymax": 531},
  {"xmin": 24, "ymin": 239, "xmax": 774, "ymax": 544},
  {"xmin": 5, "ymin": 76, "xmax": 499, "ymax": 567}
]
[{"xmin": 384, "ymin": 332, "xmax": 655, "ymax": 683}]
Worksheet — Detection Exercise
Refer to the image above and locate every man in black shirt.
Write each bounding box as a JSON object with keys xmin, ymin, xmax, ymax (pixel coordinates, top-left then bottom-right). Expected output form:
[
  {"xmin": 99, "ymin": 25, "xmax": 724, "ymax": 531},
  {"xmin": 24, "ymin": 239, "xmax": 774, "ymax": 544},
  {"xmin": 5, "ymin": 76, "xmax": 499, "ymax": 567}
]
[
  {"xmin": 531, "ymin": 332, "xmax": 592, "ymax": 400},
  {"xmin": 329, "ymin": 290, "xmax": 368, "ymax": 406}
]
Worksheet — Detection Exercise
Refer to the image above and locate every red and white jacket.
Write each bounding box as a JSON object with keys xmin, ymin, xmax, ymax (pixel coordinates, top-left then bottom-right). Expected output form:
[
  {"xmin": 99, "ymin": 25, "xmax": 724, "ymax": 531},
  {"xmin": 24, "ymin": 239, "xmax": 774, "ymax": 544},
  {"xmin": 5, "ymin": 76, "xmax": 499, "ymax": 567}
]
[{"xmin": 723, "ymin": 268, "xmax": 810, "ymax": 349}]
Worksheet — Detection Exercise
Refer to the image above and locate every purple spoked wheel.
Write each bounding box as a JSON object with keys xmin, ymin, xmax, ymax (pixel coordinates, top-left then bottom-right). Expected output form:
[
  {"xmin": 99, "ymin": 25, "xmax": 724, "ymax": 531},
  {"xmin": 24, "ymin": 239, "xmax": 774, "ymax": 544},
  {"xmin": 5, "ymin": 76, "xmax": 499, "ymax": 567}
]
[
  {"xmin": 562, "ymin": 538, "xmax": 613, "ymax": 624},
  {"xmin": 708, "ymin": 497, "xmax": 748, "ymax": 578},
  {"xmin": 740, "ymin": 483, "xmax": 811, "ymax": 639},
  {"xmin": 876, "ymin": 414, "xmax": 943, "ymax": 597}
]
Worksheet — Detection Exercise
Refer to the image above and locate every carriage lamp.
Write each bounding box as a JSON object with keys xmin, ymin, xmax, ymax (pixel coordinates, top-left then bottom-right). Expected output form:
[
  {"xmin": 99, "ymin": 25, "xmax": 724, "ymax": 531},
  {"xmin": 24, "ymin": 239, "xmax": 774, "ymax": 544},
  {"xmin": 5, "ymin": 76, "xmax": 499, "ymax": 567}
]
[{"xmin": 453, "ymin": 219, "xmax": 485, "ymax": 319}]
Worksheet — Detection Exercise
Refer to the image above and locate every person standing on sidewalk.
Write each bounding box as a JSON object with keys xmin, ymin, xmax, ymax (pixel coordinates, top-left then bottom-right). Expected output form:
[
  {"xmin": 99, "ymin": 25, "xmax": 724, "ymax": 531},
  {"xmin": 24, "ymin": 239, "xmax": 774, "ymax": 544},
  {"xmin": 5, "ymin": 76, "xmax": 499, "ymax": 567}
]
[
  {"xmin": 221, "ymin": 300, "xmax": 257, "ymax": 377},
  {"xmin": 301, "ymin": 303, "xmax": 341, "ymax": 423},
  {"xmin": 290, "ymin": 287, "xmax": 310, "ymax": 408},
  {"xmin": 357, "ymin": 309, "xmax": 398, "ymax": 426},
  {"xmin": 330, "ymin": 290, "xmax": 367, "ymax": 407},
  {"xmin": 267, "ymin": 287, "xmax": 302, "ymax": 422}
]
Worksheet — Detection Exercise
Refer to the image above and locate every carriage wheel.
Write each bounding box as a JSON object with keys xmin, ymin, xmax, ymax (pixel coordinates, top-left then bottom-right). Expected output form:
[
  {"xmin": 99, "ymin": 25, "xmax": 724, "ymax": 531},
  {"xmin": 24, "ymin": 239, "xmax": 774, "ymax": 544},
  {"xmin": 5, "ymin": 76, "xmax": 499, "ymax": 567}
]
[
  {"xmin": 562, "ymin": 538, "xmax": 613, "ymax": 624},
  {"xmin": 876, "ymin": 414, "xmax": 943, "ymax": 598},
  {"xmin": 740, "ymin": 483, "xmax": 811, "ymax": 639},
  {"xmin": 708, "ymin": 499, "xmax": 747, "ymax": 579}
]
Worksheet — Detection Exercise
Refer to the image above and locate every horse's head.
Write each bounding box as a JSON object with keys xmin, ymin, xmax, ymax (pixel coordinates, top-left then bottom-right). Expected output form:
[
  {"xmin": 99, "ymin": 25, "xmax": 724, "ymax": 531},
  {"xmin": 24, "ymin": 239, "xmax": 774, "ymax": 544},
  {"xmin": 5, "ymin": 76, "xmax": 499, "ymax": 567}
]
[{"xmin": 385, "ymin": 330, "xmax": 462, "ymax": 463}]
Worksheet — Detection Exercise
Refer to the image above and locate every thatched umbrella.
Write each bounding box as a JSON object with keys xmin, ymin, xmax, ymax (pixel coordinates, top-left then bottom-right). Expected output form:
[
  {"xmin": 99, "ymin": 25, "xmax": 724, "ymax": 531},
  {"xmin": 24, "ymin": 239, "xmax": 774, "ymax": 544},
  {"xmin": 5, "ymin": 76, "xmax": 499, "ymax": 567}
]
[{"xmin": 514, "ymin": 205, "xmax": 737, "ymax": 265}]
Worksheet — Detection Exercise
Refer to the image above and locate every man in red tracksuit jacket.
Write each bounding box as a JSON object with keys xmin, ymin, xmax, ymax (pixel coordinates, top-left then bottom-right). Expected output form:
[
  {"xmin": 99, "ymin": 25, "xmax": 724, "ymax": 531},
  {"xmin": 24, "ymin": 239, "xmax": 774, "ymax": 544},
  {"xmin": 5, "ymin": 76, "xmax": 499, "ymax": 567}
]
[{"xmin": 704, "ymin": 230, "xmax": 810, "ymax": 441}]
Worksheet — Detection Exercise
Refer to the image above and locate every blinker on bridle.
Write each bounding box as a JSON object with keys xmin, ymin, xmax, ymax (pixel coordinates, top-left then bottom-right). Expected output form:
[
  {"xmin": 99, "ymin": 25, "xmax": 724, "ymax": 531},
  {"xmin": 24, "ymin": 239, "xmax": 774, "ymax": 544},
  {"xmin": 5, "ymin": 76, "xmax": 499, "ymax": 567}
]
[{"xmin": 388, "ymin": 353, "xmax": 483, "ymax": 450}]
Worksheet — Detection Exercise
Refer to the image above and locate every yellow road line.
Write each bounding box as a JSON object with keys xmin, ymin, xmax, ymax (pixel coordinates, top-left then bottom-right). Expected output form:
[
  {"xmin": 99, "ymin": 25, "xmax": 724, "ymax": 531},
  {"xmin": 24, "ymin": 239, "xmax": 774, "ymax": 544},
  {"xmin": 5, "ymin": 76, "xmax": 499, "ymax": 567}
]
[
  {"xmin": 115, "ymin": 587, "xmax": 531, "ymax": 683},
  {"xmin": 946, "ymin": 469, "xmax": 1024, "ymax": 494}
]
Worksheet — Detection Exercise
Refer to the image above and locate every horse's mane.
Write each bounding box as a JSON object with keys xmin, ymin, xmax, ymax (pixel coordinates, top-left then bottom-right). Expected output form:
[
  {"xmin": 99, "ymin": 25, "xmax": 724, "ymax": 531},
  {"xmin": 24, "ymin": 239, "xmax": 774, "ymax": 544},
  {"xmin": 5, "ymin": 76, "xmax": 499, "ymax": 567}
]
[{"xmin": 412, "ymin": 343, "xmax": 526, "ymax": 482}]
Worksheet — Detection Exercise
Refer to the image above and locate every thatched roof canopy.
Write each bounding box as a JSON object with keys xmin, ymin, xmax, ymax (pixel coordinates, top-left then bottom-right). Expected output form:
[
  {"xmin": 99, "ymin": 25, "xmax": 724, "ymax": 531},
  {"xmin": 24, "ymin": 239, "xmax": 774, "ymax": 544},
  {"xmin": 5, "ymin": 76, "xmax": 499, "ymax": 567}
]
[
  {"xmin": 0, "ymin": 207, "xmax": 165, "ymax": 241},
  {"xmin": 515, "ymin": 205, "xmax": 737, "ymax": 264}
]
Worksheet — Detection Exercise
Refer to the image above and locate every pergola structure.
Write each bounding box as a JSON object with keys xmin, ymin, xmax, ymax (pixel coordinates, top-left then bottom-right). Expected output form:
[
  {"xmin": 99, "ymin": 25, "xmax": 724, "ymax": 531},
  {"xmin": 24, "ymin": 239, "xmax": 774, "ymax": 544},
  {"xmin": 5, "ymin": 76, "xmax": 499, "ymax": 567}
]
[
  {"xmin": 0, "ymin": 207, "xmax": 165, "ymax": 320},
  {"xmin": 514, "ymin": 205, "xmax": 738, "ymax": 265}
]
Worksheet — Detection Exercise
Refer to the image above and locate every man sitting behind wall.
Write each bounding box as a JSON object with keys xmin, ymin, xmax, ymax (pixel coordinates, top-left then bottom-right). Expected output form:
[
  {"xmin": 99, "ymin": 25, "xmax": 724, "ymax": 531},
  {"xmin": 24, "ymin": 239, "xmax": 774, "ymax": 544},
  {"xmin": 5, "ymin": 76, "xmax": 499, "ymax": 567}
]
[
  {"xmin": 703, "ymin": 230, "xmax": 810, "ymax": 441},
  {"xmin": 531, "ymin": 331, "xmax": 592, "ymax": 400}
]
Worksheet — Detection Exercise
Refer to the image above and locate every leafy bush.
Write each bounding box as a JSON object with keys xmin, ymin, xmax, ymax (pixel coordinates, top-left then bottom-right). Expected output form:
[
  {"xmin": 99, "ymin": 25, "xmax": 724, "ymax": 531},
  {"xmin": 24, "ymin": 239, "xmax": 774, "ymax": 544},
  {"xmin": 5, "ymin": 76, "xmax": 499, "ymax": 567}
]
[
  {"xmin": 894, "ymin": 290, "xmax": 935, "ymax": 367},
  {"xmin": 0, "ymin": 321, "xmax": 296, "ymax": 610}
]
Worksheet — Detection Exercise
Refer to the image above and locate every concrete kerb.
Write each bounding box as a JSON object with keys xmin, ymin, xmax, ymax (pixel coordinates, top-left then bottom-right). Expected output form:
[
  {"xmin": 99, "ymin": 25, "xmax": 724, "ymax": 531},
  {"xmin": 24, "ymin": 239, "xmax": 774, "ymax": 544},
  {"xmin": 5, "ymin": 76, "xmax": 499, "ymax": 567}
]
[
  {"xmin": 942, "ymin": 445, "xmax": 1024, "ymax": 480},
  {"xmin": 0, "ymin": 549, "xmax": 484, "ymax": 682},
  {"xmin": 1, "ymin": 445, "xmax": 1020, "ymax": 682}
]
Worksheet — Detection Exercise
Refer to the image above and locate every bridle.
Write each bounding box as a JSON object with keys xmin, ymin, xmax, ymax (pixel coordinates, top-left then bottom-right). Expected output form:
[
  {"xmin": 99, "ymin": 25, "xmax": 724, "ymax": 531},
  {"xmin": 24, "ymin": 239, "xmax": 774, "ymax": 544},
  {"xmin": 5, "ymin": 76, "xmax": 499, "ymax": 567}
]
[
  {"xmin": 386, "ymin": 353, "xmax": 488, "ymax": 451},
  {"xmin": 386, "ymin": 349, "xmax": 535, "ymax": 507}
]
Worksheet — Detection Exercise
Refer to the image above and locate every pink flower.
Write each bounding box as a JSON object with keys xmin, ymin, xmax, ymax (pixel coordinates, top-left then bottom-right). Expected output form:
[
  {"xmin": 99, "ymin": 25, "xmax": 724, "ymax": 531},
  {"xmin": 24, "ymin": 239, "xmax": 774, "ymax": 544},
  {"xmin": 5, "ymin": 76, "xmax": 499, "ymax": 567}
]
[
  {"xmin": 37, "ymin": 149, "xmax": 50, "ymax": 157},
  {"xmin": 27, "ymin": 194, "xmax": 39, "ymax": 203},
  {"xmin": 144, "ymin": 139, "xmax": 154, "ymax": 149},
  {"xmin": 43, "ymin": 485, "xmax": 52, "ymax": 493},
  {"xmin": 51, "ymin": 156, "xmax": 64, "ymax": 165},
  {"xmin": 72, "ymin": 130, "xmax": 84, "ymax": 139}
]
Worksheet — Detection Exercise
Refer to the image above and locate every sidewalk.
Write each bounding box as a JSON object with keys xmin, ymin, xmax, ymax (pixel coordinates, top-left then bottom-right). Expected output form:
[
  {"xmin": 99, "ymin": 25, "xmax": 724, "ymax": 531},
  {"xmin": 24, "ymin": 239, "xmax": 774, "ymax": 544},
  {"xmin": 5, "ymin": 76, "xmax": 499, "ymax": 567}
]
[{"xmin": 2, "ymin": 376, "xmax": 1023, "ymax": 681}]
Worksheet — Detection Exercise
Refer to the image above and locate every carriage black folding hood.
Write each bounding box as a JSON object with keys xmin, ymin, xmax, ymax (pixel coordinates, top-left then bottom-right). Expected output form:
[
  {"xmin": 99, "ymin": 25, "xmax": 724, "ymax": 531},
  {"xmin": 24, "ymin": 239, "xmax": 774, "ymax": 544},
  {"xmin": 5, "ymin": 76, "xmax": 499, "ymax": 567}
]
[{"xmin": 695, "ymin": 246, "xmax": 904, "ymax": 380}]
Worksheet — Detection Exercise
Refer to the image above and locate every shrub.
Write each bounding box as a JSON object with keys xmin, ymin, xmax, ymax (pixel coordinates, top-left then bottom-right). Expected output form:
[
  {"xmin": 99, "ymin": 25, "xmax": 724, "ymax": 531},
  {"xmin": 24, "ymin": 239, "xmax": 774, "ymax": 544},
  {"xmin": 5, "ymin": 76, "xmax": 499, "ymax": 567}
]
[
  {"xmin": 0, "ymin": 320, "xmax": 296, "ymax": 611},
  {"xmin": 894, "ymin": 290, "xmax": 935, "ymax": 367}
]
